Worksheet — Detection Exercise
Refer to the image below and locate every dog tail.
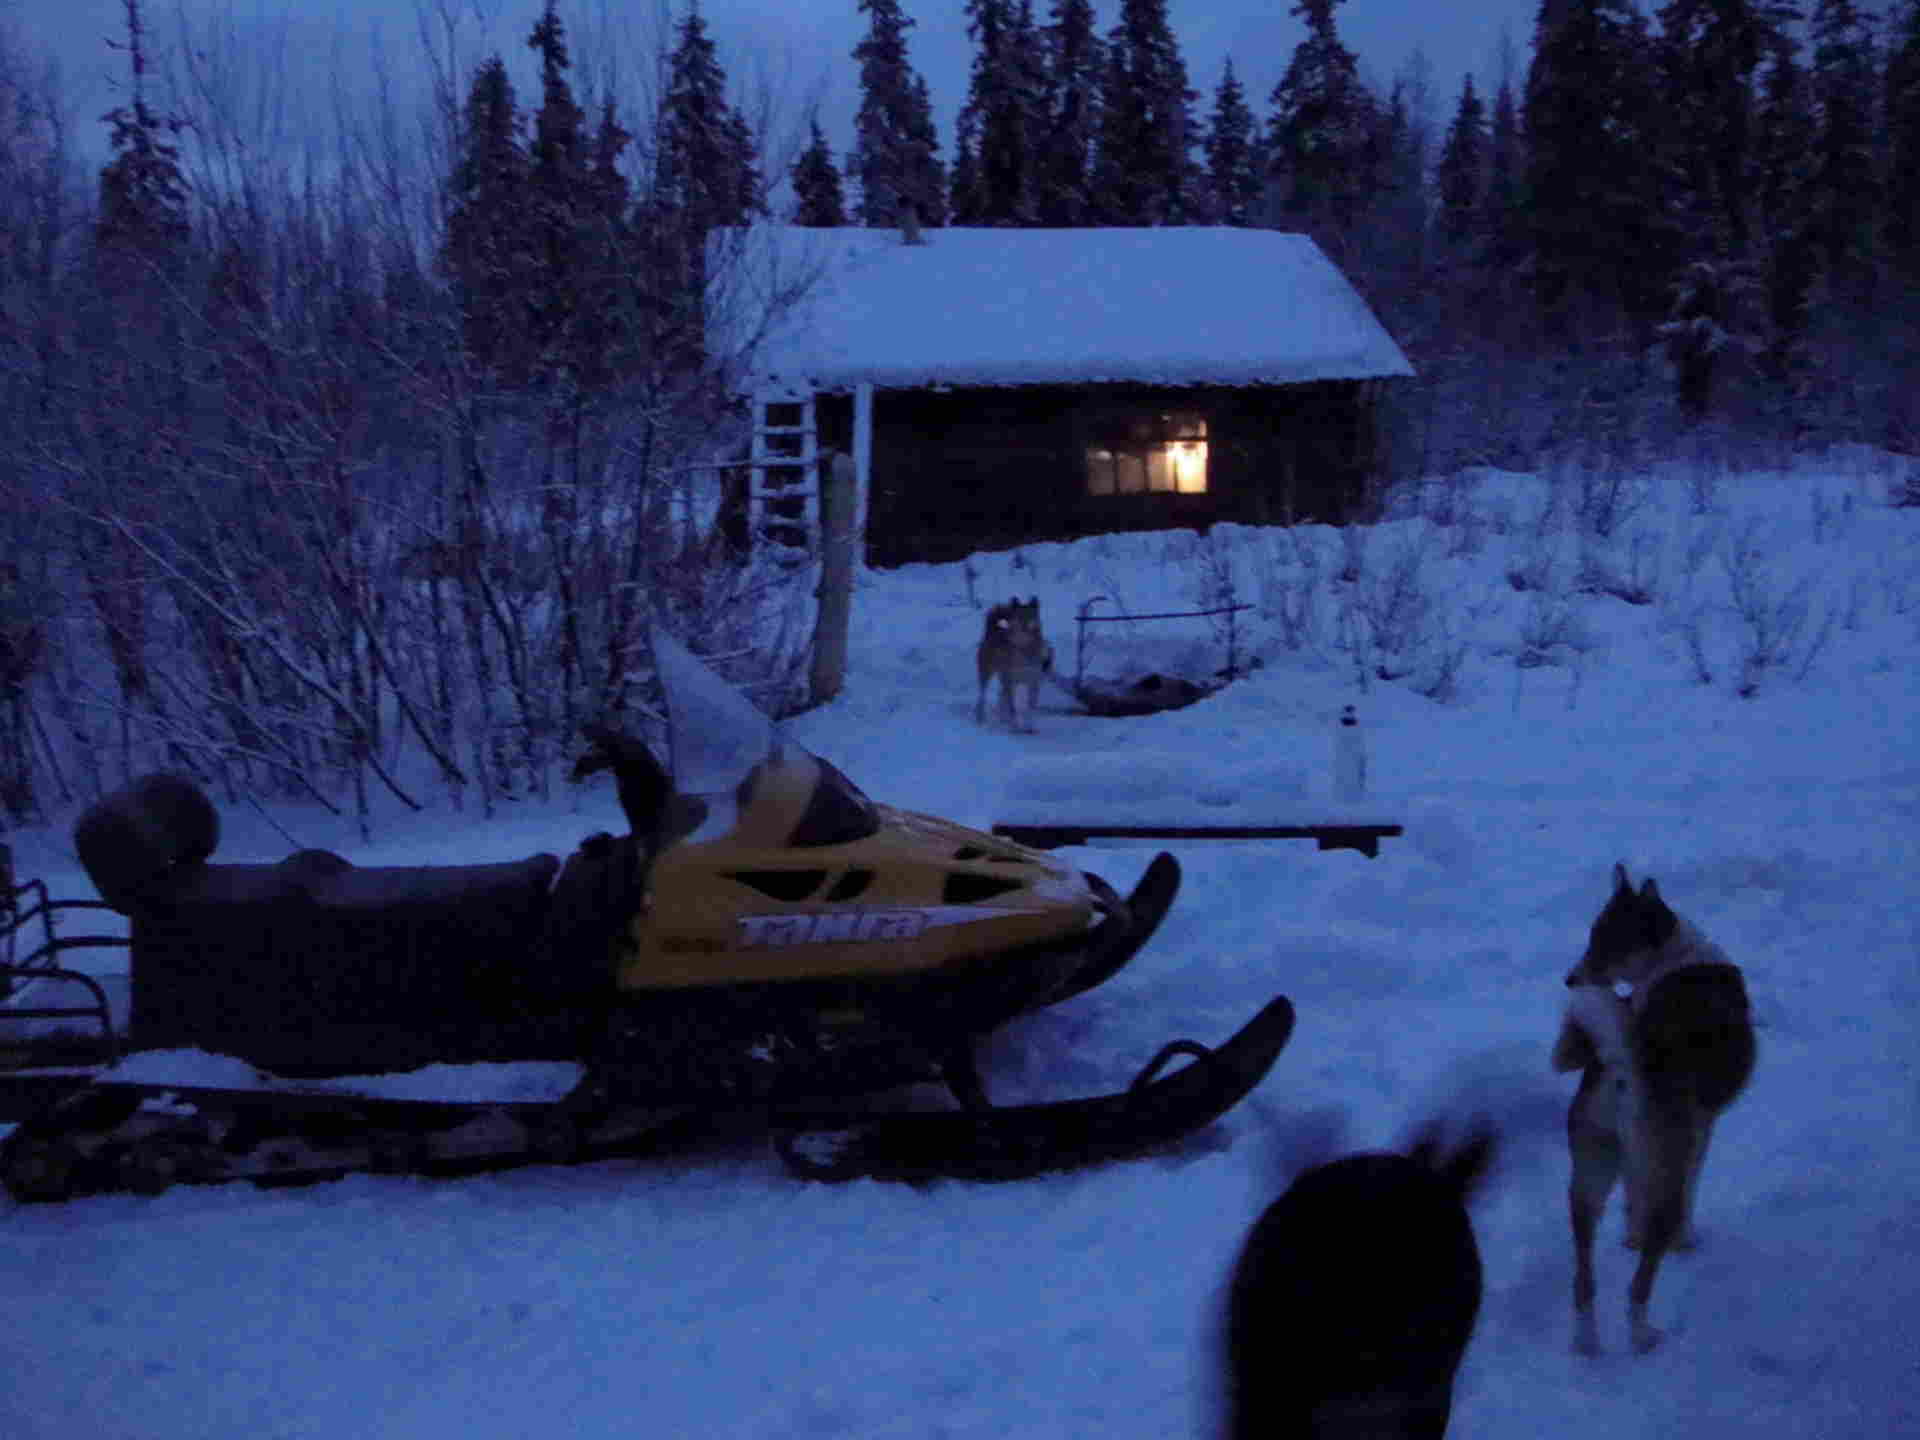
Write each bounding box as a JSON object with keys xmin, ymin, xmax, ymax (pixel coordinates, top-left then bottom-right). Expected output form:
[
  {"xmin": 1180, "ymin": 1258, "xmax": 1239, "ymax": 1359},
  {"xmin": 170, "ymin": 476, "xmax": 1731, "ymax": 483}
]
[
  {"xmin": 1634, "ymin": 964, "xmax": 1756, "ymax": 1112},
  {"xmin": 1405, "ymin": 1115, "xmax": 1499, "ymax": 1205}
]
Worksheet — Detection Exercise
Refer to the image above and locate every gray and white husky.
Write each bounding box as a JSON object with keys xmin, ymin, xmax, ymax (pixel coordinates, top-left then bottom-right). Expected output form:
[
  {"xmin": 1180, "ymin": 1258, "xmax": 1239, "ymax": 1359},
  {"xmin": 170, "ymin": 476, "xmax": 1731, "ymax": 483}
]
[
  {"xmin": 1553, "ymin": 863, "xmax": 1756, "ymax": 1355},
  {"xmin": 974, "ymin": 596, "xmax": 1051, "ymax": 732}
]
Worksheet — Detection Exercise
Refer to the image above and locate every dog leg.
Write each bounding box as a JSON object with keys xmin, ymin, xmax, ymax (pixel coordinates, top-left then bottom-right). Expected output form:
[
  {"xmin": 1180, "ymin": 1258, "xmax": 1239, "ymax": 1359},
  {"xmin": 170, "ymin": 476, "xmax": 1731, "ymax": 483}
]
[
  {"xmin": 1626, "ymin": 1220, "xmax": 1678, "ymax": 1354},
  {"xmin": 1675, "ymin": 1112, "xmax": 1716, "ymax": 1251},
  {"xmin": 1625, "ymin": 1111, "xmax": 1695, "ymax": 1353},
  {"xmin": 1568, "ymin": 1078, "xmax": 1620, "ymax": 1356}
]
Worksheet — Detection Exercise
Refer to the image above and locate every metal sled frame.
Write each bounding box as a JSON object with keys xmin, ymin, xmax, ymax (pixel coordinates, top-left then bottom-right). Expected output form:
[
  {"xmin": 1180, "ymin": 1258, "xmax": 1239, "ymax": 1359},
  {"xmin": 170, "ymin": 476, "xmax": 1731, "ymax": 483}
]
[
  {"xmin": 1066, "ymin": 596, "xmax": 1252, "ymax": 717},
  {"xmin": 2, "ymin": 843, "xmax": 126, "ymax": 1070}
]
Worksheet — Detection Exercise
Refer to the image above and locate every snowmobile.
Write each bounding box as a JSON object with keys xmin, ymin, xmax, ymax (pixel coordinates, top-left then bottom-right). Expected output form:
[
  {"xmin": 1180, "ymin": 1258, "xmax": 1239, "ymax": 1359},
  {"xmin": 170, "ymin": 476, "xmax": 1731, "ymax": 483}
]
[{"xmin": 0, "ymin": 629, "xmax": 1294, "ymax": 1201}]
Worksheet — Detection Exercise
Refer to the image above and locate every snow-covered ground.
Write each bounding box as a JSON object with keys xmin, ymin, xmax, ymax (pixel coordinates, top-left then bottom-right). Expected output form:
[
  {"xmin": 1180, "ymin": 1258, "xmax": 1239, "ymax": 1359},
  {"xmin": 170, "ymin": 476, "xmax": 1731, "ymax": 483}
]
[{"xmin": 4, "ymin": 454, "xmax": 1918, "ymax": 1438}]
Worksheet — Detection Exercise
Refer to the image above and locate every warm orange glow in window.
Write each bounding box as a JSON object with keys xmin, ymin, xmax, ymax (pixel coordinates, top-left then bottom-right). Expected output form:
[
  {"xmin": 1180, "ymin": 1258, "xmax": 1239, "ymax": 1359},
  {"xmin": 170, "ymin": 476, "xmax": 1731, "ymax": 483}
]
[{"xmin": 1086, "ymin": 414, "xmax": 1208, "ymax": 496}]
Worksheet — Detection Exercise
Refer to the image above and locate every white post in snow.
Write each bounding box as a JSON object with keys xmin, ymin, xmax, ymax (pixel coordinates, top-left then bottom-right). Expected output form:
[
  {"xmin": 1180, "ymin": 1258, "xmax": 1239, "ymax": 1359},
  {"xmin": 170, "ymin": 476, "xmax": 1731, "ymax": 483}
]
[
  {"xmin": 852, "ymin": 381, "xmax": 873, "ymax": 572},
  {"xmin": 1333, "ymin": 704, "xmax": 1368, "ymax": 802}
]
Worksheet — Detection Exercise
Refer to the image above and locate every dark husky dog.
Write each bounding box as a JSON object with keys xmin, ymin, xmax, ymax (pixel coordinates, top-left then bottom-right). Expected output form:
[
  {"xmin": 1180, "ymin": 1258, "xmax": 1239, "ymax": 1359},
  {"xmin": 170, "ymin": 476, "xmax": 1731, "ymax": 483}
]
[
  {"xmin": 974, "ymin": 596, "xmax": 1051, "ymax": 732},
  {"xmin": 1553, "ymin": 863, "xmax": 1756, "ymax": 1354},
  {"xmin": 1225, "ymin": 1120, "xmax": 1497, "ymax": 1440}
]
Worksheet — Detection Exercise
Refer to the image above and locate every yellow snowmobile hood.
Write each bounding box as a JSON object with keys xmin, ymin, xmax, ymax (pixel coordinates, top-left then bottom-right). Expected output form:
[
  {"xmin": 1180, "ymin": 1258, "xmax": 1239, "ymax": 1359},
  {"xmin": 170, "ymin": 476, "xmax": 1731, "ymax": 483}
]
[
  {"xmin": 612, "ymin": 627, "xmax": 1100, "ymax": 989},
  {"xmin": 621, "ymin": 757, "xmax": 1096, "ymax": 988}
]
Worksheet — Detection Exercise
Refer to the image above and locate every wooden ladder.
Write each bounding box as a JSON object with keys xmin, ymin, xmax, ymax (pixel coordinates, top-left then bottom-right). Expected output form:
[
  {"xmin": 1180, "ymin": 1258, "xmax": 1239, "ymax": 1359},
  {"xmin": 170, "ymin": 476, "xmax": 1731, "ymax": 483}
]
[{"xmin": 749, "ymin": 387, "xmax": 818, "ymax": 552}]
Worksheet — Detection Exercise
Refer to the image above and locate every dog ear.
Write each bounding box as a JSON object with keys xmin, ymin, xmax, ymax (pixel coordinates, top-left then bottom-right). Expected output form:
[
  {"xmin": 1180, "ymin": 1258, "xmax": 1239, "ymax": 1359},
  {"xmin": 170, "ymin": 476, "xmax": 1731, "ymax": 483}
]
[
  {"xmin": 1612, "ymin": 862, "xmax": 1632, "ymax": 895},
  {"xmin": 1639, "ymin": 877, "xmax": 1662, "ymax": 901}
]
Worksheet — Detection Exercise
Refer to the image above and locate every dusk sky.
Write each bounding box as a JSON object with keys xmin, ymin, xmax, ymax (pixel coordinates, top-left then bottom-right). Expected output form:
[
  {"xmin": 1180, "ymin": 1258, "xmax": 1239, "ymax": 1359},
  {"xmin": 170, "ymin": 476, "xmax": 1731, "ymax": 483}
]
[{"xmin": 18, "ymin": 1, "xmax": 1539, "ymax": 173}]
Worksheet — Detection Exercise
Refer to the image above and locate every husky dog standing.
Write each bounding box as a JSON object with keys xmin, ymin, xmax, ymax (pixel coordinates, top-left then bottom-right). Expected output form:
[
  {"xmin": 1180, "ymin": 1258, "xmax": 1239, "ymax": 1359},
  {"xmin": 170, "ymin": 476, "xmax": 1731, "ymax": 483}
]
[
  {"xmin": 975, "ymin": 597, "xmax": 1052, "ymax": 732},
  {"xmin": 1225, "ymin": 1120, "xmax": 1497, "ymax": 1440},
  {"xmin": 1553, "ymin": 863, "xmax": 1756, "ymax": 1355}
]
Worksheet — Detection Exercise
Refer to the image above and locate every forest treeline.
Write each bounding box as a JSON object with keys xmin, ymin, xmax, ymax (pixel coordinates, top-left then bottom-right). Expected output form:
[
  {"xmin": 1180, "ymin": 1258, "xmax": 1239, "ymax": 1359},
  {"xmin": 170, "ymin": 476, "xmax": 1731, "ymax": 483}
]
[{"xmin": 0, "ymin": 0, "xmax": 1916, "ymax": 826}]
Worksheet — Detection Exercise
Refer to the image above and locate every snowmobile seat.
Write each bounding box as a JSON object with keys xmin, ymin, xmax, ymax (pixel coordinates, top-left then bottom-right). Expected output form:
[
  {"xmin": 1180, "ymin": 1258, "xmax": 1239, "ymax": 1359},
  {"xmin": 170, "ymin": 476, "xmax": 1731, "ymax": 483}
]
[{"xmin": 121, "ymin": 848, "xmax": 563, "ymax": 1074}]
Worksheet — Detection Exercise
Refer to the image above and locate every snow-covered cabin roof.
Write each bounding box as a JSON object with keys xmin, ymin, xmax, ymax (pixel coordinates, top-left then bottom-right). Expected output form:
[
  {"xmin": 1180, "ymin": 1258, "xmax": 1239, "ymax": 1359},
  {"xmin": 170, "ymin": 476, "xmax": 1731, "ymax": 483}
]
[{"xmin": 708, "ymin": 225, "xmax": 1415, "ymax": 392}]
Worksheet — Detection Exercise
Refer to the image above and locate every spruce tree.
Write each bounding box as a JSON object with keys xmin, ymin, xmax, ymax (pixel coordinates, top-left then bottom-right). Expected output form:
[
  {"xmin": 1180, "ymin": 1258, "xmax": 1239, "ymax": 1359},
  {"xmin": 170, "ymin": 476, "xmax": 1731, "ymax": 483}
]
[
  {"xmin": 1889, "ymin": 1, "xmax": 1920, "ymax": 274},
  {"xmin": 1807, "ymin": 0, "xmax": 1880, "ymax": 301},
  {"xmin": 1201, "ymin": 59, "xmax": 1263, "ymax": 226},
  {"xmin": 1434, "ymin": 73, "xmax": 1486, "ymax": 252},
  {"xmin": 579, "ymin": 99, "xmax": 634, "ymax": 387},
  {"xmin": 792, "ymin": 116, "xmax": 847, "ymax": 225},
  {"xmin": 1034, "ymin": 0, "xmax": 1102, "ymax": 224},
  {"xmin": 904, "ymin": 73, "xmax": 949, "ymax": 226},
  {"xmin": 1657, "ymin": 0, "xmax": 1802, "ymax": 272},
  {"xmin": 1753, "ymin": 30, "xmax": 1819, "ymax": 385},
  {"xmin": 1265, "ymin": 0, "xmax": 1377, "ymax": 256},
  {"xmin": 655, "ymin": 2, "xmax": 761, "ymax": 235},
  {"xmin": 442, "ymin": 55, "xmax": 532, "ymax": 378},
  {"xmin": 525, "ymin": 2, "xmax": 588, "ymax": 374},
  {"xmin": 1089, "ymin": 0, "xmax": 1196, "ymax": 224},
  {"xmin": 1523, "ymin": 0, "xmax": 1664, "ymax": 340},
  {"xmin": 94, "ymin": 0, "xmax": 189, "ymax": 287},
  {"xmin": 949, "ymin": 108, "xmax": 983, "ymax": 222},
  {"xmin": 954, "ymin": 0, "xmax": 1042, "ymax": 225},
  {"xmin": 645, "ymin": 3, "xmax": 762, "ymax": 376},
  {"xmin": 1485, "ymin": 61, "xmax": 1523, "ymax": 270},
  {"xmin": 852, "ymin": 0, "xmax": 946, "ymax": 227}
]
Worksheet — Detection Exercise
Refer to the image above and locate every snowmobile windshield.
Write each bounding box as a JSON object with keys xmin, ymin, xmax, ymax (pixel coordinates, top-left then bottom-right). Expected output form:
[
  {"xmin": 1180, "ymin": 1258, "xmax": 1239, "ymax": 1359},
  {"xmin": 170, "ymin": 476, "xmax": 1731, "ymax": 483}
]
[
  {"xmin": 649, "ymin": 625, "xmax": 879, "ymax": 848},
  {"xmin": 651, "ymin": 625, "xmax": 776, "ymax": 799}
]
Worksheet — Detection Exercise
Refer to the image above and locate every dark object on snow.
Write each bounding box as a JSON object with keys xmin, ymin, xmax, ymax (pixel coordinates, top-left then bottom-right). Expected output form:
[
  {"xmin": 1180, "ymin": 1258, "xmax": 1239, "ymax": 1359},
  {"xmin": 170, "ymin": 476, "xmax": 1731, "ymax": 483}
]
[
  {"xmin": 1226, "ymin": 1120, "xmax": 1497, "ymax": 1440},
  {"xmin": 993, "ymin": 821, "xmax": 1402, "ymax": 860},
  {"xmin": 1072, "ymin": 670, "xmax": 1215, "ymax": 718},
  {"xmin": 71, "ymin": 773, "xmax": 220, "ymax": 912}
]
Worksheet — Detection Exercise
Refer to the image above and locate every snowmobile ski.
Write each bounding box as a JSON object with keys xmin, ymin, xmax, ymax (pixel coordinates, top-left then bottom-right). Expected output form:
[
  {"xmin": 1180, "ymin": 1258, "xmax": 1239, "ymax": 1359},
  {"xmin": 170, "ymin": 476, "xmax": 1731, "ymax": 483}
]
[{"xmin": 773, "ymin": 993, "xmax": 1296, "ymax": 1184}]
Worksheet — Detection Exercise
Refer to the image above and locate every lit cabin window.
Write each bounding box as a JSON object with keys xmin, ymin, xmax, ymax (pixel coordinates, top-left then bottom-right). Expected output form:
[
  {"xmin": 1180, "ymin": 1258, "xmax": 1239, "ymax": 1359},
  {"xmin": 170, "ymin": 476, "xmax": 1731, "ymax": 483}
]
[{"xmin": 1085, "ymin": 413, "xmax": 1208, "ymax": 496}]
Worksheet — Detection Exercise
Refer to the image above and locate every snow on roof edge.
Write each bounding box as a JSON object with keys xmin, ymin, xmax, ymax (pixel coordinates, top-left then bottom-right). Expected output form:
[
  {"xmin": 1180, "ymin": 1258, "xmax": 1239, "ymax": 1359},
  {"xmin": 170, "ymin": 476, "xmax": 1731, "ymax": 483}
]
[{"xmin": 711, "ymin": 226, "xmax": 1416, "ymax": 393}]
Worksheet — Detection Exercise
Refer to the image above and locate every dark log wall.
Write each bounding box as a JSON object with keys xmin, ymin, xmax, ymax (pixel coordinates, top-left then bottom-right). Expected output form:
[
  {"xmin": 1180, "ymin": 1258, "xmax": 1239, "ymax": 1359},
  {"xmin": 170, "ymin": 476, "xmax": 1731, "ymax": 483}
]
[{"xmin": 850, "ymin": 381, "xmax": 1382, "ymax": 568}]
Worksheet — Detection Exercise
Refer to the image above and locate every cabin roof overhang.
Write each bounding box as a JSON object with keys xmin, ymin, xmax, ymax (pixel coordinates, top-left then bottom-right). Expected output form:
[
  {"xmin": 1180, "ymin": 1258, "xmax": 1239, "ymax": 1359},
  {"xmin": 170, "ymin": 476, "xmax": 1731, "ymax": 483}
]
[{"xmin": 709, "ymin": 226, "xmax": 1416, "ymax": 396}]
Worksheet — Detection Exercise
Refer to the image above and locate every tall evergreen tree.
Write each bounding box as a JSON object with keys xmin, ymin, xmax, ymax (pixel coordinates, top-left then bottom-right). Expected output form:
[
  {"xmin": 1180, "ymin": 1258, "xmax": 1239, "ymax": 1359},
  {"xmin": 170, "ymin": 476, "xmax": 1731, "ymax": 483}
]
[
  {"xmin": 1034, "ymin": 0, "xmax": 1102, "ymax": 224},
  {"xmin": 94, "ymin": 0, "xmax": 188, "ymax": 285},
  {"xmin": 577, "ymin": 98, "xmax": 634, "ymax": 386},
  {"xmin": 905, "ymin": 73, "xmax": 949, "ymax": 225},
  {"xmin": 791, "ymin": 116, "xmax": 847, "ymax": 225},
  {"xmin": 1806, "ymin": 0, "xmax": 1880, "ymax": 300},
  {"xmin": 1654, "ymin": 0, "xmax": 1796, "ymax": 264},
  {"xmin": 1752, "ymin": 30, "xmax": 1819, "ymax": 385},
  {"xmin": 648, "ymin": 1, "xmax": 761, "ymax": 362},
  {"xmin": 1485, "ymin": 56, "xmax": 1523, "ymax": 268},
  {"xmin": 442, "ymin": 54, "xmax": 532, "ymax": 377},
  {"xmin": 622, "ymin": 2, "xmax": 762, "ymax": 391},
  {"xmin": 953, "ymin": 0, "xmax": 1042, "ymax": 224},
  {"xmin": 1088, "ymin": 0, "xmax": 1196, "ymax": 224},
  {"xmin": 1361, "ymin": 69, "xmax": 1432, "ymax": 323},
  {"xmin": 1434, "ymin": 73, "xmax": 1486, "ymax": 251},
  {"xmin": 1889, "ymin": 1, "xmax": 1920, "ymax": 273},
  {"xmin": 1201, "ymin": 59, "xmax": 1263, "ymax": 225},
  {"xmin": 655, "ymin": 2, "xmax": 761, "ymax": 234},
  {"xmin": 1265, "ymin": 0, "xmax": 1377, "ymax": 257},
  {"xmin": 524, "ymin": 2, "xmax": 589, "ymax": 374},
  {"xmin": 1523, "ymin": 0, "xmax": 1664, "ymax": 339},
  {"xmin": 948, "ymin": 107, "xmax": 982, "ymax": 221},
  {"xmin": 852, "ymin": 0, "xmax": 946, "ymax": 227}
]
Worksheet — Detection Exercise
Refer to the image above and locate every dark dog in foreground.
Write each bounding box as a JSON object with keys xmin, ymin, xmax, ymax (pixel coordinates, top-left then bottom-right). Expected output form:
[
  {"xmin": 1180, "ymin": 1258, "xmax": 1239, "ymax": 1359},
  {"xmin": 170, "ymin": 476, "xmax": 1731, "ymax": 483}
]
[
  {"xmin": 975, "ymin": 596, "xmax": 1051, "ymax": 732},
  {"xmin": 1553, "ymin": 863, "xmax": 1755, "ymax": 1354},
  {"xmin": 1225, "ymin": 1120, "xmax": 1497, "ymax": 1439}
]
